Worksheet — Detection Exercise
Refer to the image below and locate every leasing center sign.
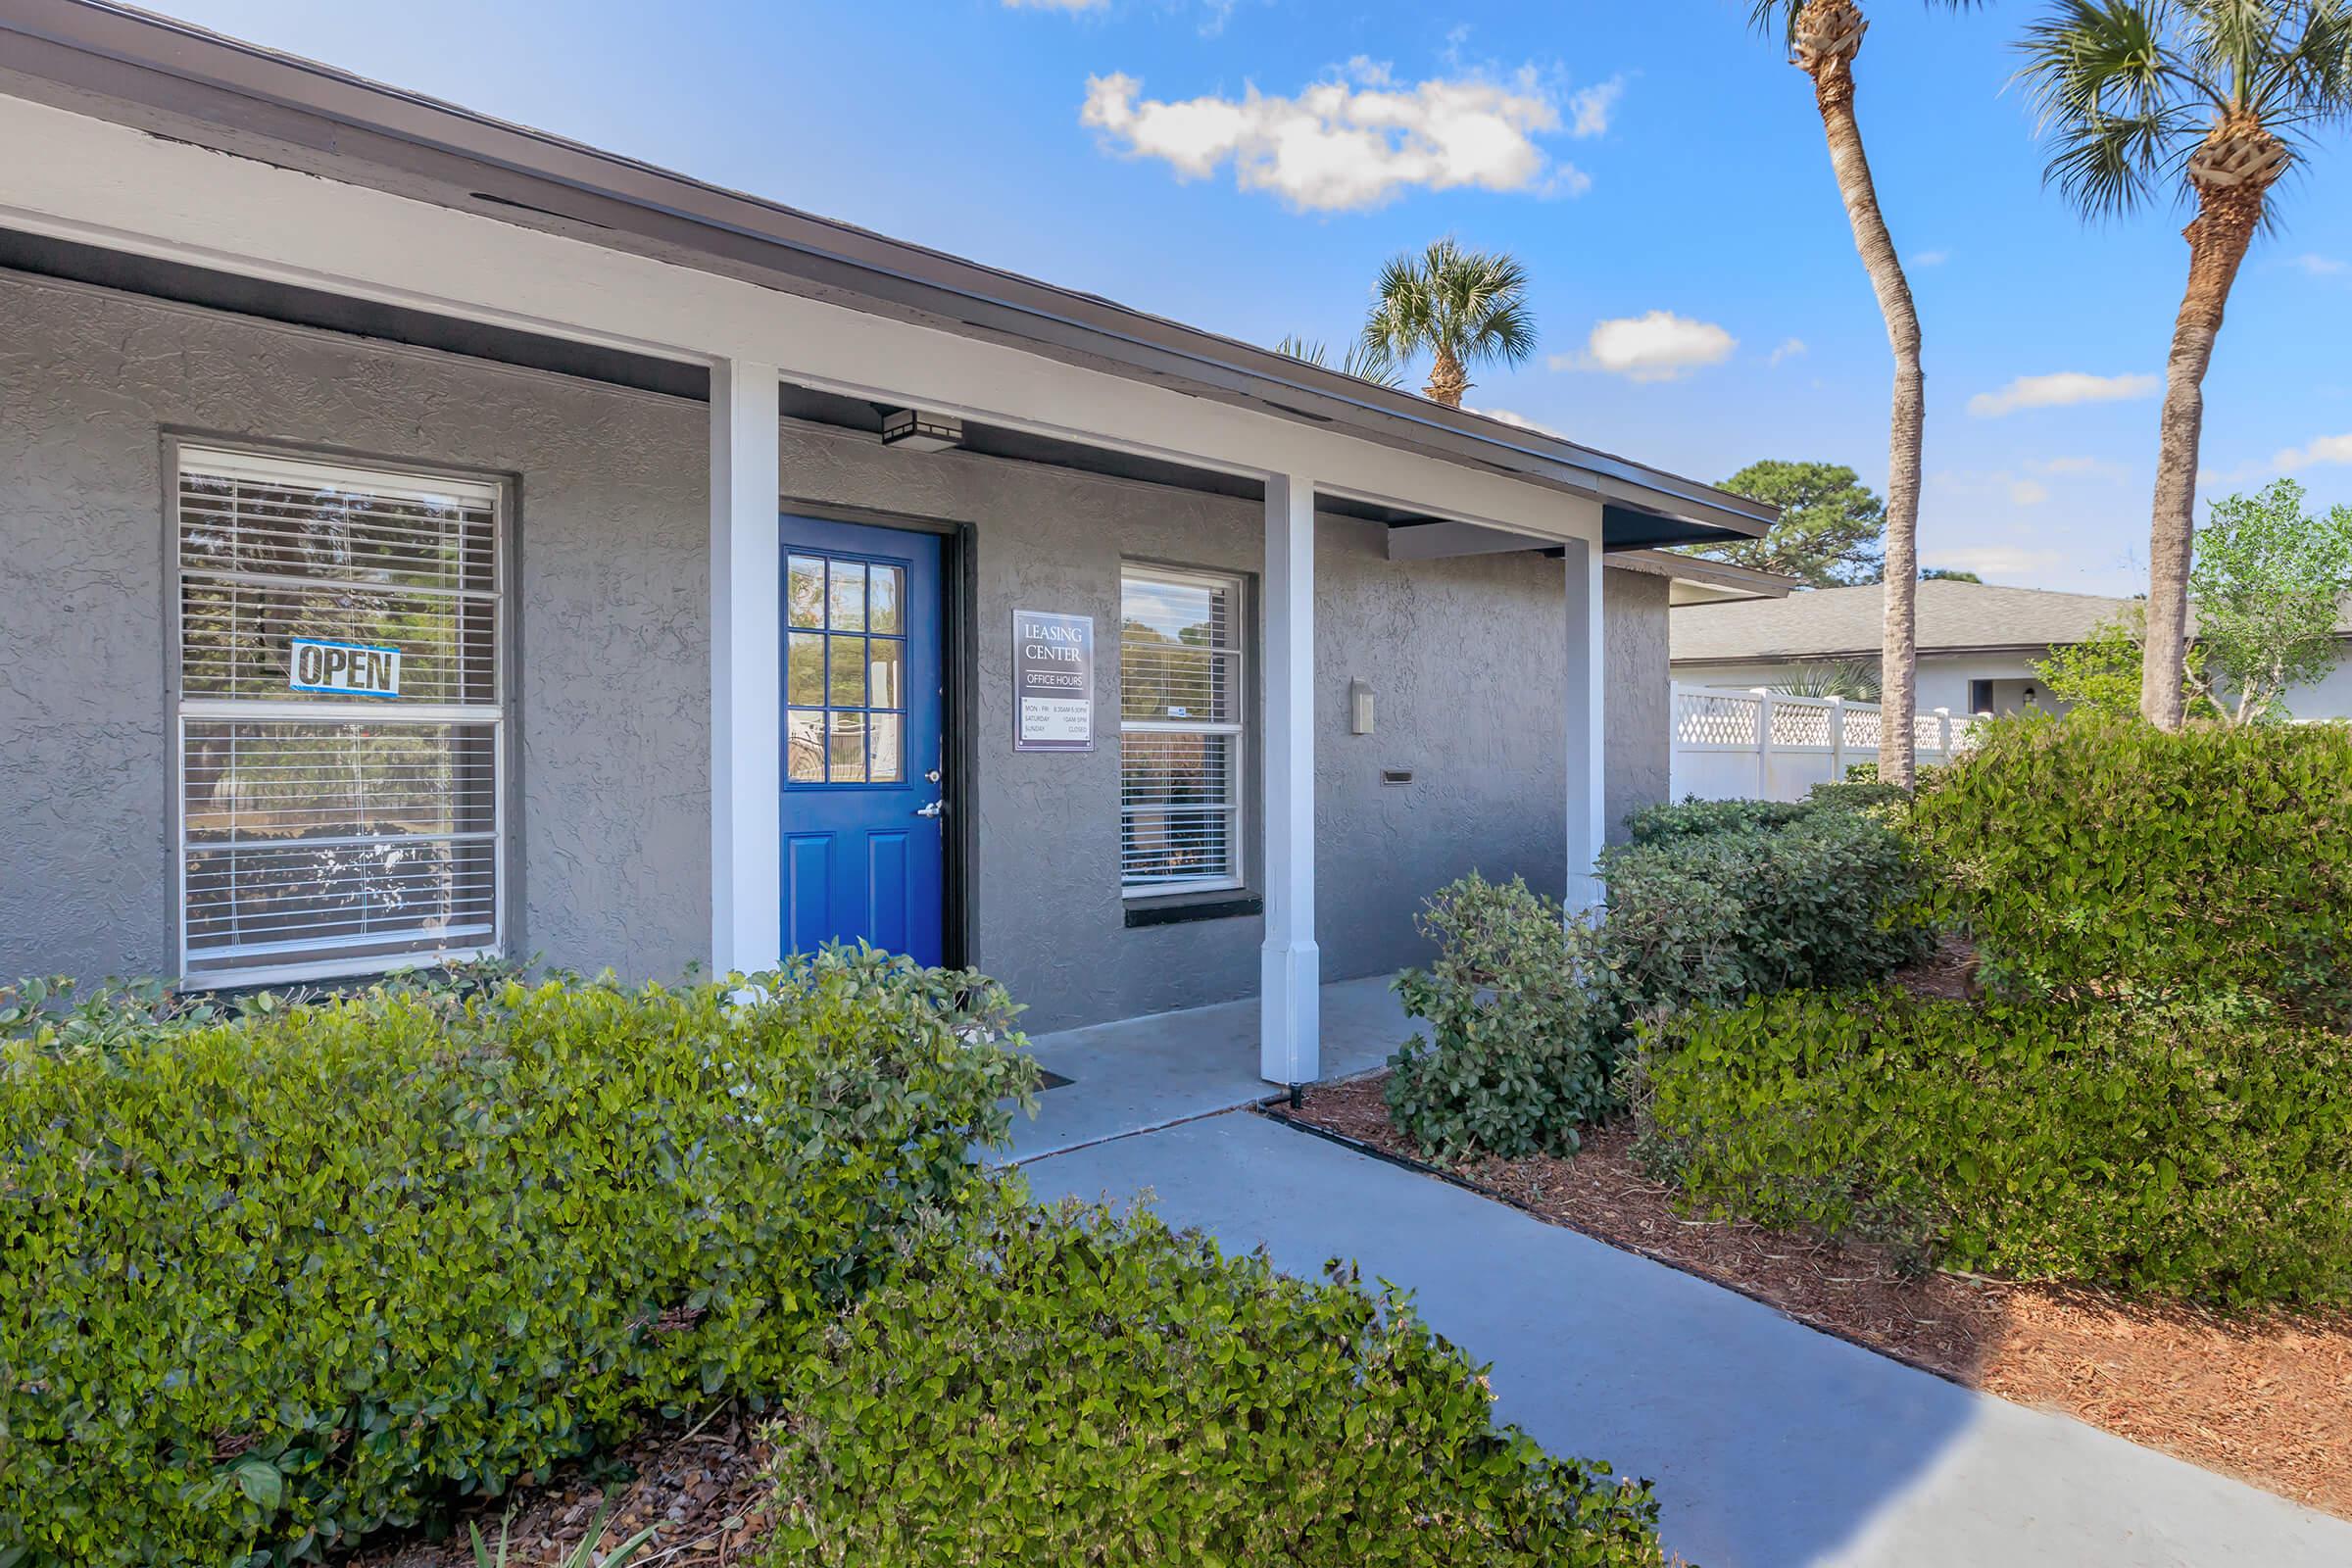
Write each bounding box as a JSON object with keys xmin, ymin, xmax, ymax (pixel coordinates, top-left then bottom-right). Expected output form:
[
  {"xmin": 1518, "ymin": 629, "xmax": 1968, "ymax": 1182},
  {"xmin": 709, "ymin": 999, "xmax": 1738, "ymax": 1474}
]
[
  {"xmin": 289, "ymin": 637, "xmax": 403, "ymax": 698},
  {"xmin": 1012, "ymin": 610, "xmax": 1093, "ymax": 752}
]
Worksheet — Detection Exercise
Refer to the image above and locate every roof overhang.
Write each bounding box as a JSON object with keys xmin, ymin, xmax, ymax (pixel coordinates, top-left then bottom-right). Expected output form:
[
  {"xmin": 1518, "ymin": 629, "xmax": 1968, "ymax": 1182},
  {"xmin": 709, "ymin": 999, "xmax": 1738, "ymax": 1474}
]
[
  {"xmin": 0, "ymin": 0, "xmax": 1774, "ymax": 548},
  {"xmin": 1671, "ymin": 642, "xmax": 2066, "ymax": 665},
  {"xmin": 1608, "ymin": 549, "xmax": 1797, "ymax": 603}
]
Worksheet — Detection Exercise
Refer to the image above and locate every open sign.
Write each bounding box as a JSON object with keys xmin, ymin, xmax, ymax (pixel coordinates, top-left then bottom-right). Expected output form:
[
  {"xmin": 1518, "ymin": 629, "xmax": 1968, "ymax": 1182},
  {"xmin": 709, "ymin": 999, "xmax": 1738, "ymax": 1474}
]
[{"xmin": 289, "ymin": 637, "xmax": 402, "ymax": 698}]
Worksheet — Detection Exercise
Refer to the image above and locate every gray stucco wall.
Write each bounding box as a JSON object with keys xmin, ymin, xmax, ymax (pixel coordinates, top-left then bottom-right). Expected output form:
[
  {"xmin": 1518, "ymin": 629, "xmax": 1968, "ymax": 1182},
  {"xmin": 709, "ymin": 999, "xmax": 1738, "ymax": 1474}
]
[
  {"xmin": 1314, "ymin": 516, "xmax": 1569, "ymax": 979},
  {"xmin": 1604, "ymin": 569, "xmax": 1674, "ymax": 841},
  {"xmin": 0, "ymin": 269, "xmax": 710, "ymax": 983},
  {"xmin": 1, "ymin": 267, "xmax": 1675, "ymax": 1032}
]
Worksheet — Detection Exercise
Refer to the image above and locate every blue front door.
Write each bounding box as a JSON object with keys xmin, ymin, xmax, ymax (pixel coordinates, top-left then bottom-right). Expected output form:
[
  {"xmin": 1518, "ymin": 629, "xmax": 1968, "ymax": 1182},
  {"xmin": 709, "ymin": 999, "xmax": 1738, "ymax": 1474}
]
[{"xmin": 780, "ymin": 515, "xmax": 947, "ymax": 966}]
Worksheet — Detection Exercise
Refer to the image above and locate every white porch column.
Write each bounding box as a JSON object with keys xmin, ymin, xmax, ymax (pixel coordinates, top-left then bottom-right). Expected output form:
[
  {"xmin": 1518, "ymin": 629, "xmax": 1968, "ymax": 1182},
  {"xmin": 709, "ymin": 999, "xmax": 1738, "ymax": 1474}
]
[
  {"xmin": 710, "ymin": 358, "xmax": 783, "ymax": 973},
  {"xmin": 1260, "ymin": 472, "xmax": 1320, "ymax": 1085},
  {"xmin": 1564, "ymin": 537, "xmax": 1607, "ymax": 910}
]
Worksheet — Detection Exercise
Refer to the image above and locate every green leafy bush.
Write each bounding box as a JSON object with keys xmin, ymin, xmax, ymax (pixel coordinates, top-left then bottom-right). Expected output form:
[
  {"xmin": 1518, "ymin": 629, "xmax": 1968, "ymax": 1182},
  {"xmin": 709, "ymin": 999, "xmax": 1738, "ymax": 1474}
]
[
  {"xmin": 1804, "ymin": 779, "xmax": 1909, "ymax": 814},
  {"xmin": 0, "ymin": 950, "xmax": 1037, "ymax": 1568},
  {"xmin": 1386, "ymin": 874, "xmax": 1611, "ymax": 1159},
  {"xmin": 1598, "ymin": 804, "xmax": 1931, "ymax": 1022},
  {"xmin": 1620, "ymin": 796, "xmax": 1818, "ymax": 844},
  {"xmin": 1911, "ymin": 713, "xmax": 2352, "ymax": 1015},
  {"xmin": 761, "ymin": 1199, "xmax": 1665, "ymax": 1567},
  {"xmin": 1642, "ymin": 989, "xmax": 2352, "ymax": 1303},
  {"xmin": 0, "ymin": 974, "xmax": 233, "ymax": 1059}
]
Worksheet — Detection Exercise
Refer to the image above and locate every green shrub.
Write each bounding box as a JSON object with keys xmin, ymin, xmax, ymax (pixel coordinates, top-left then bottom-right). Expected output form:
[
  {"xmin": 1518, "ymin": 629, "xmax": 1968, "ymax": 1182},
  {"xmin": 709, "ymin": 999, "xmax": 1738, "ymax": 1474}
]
[
  {"xmin": 1804, "ymin": 779, "xmax": 1909, "ymax": 814},
  {"xmin": 1598, "ymin": 806, "xmax": 1931, "ymax": 1022},
  {"xmin": 1620, "ymin": 796, "xmax": 1818, "ymax": 845},
  {"xmin": 0, "ymin": 973, "xmax": 233, "ymax": 1059},
  {"xmin": 1912, "ymin": 712, "xmax": 2352, "ymax": 1015},
  {"xmin": 761, "ymin": 1199, "xmax": 1665, "ymax": 1567},
  {"xmin": 0, "ymin": 950, "xmax": 1037, "ymax": 1568},
  {"xmin": 1385, "ymin": 874, "xmax": 1612, "ymax": 1159},
  {"xmin": 1642, "ymin": 989, "xmax": 2352, "ymax": 1303}
]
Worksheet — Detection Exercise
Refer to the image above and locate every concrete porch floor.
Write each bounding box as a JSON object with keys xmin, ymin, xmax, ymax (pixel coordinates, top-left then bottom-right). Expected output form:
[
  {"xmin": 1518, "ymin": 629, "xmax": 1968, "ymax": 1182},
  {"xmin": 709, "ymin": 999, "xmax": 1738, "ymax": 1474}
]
[{"xmin": 1002, "ymin": 972, "xmax": 1413, "ymax": 1163}]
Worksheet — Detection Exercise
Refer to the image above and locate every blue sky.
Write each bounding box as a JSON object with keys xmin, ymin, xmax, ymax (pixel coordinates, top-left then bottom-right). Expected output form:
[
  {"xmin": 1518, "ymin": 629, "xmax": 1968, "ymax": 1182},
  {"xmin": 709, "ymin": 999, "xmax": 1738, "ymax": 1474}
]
[{"xmin": 162, "ymin": 0, "xmax": 2352, "ymax": 594}]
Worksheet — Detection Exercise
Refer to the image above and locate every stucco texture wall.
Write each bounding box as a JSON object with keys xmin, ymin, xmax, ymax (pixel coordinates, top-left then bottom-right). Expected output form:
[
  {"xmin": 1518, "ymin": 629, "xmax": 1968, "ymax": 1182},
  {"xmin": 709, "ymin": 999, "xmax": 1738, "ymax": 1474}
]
[
  {"xmin": 1, "ymin": 267, "xmax": 1675, "ymax": 1032},
  {"xmin": 0, "ymin": 270, "xmax": 710, "ymax": 983},
  {"xmin": 1603, "ymin": 568, "xmax": 1672, "ymax": 841}
]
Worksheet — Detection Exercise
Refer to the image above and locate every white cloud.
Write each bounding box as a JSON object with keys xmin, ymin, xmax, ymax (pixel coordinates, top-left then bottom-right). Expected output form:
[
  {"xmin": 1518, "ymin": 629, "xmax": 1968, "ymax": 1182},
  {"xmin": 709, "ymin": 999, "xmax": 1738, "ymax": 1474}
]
[
  {"xmin": 2203, "ymin": 431, "xmax": 2352, "ymax": 488},
  {"xmin": 1568, "ymin": 77, "xmax": 1624, "ymax": 137},
  {"xmin": 1966, "ymin": 371, "xmax": 2161, "ymax": 418},
  {"xmin": 1928, "ymin": 544, "xmax": 2071, "ymax": 578},
  {"xmin": 1554, "ymin": 310, "xmax": 1737, "ymax": 383},
  {"xmin": 2274, "ymin": 432, "xmax": 2352, "ymax": 471},
  {"xmin": 1768, "ymin": 336, "xmax": 1807, "ymax": 366},
  {"xmin": 2291, "ymin": 253, "xmax": 2347, "ymax": 277},
  {"xmin": 2008, "ymin": 478, "xmax": 2051, "ymax": 506},
  {"xmin": 1005, "ymin": 0, "xmax": 1106, "ymax": 9},
  {"xmin": 1471, "ymin": 407, "xmax": 1567, "ymax": 438},
  {"xmin": 1913, "ymin": 249, "xmax": 1949, "ymax": 267},
  {"xmin": 1079, "ymin": 60, "xmax": 1599, "ymax": 212}
]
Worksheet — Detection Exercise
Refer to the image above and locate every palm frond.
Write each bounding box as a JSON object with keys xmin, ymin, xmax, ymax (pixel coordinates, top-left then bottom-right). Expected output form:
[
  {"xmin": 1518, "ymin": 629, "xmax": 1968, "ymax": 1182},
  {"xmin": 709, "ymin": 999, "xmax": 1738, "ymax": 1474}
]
[
  {"xmin": 2258, "ymin": 0, "xmax": 2352, "ymax": 120},
  {"xmin": 1274, "ymin": 332, "xmax": 1403, "ymax": 389},
  {"xmin": 1748, "ymin": 0, "xmax": 1987, "ymax": 47},
  {"xmin": 2017, "ymin": 0, "xmax": 2216, "ymax": 216},
  {"xmin": 2048, "ymin": 104, "xmax": 2198, "ymax": 215},
  {"xmin": 2183, "ymin": 0, "xmax": 2286, "ymax": 107},
  {"xmin": 2019, "ymin": 0, "xmax": 2352, "ymax": 219},
  {"xmin": 1359, "ymin": 236, "xmax": 1538, "ymax": 387}
]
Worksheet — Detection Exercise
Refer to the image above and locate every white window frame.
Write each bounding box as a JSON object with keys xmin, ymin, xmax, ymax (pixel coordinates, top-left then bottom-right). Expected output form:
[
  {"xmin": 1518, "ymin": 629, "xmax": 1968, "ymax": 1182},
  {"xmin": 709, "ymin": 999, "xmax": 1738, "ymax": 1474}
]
[
  {"xmin": 168, "ymin": 440, "xmax": 510, "ymax": 988},
  {"xmin": 1118, "ymin": 562, "xmax": 1248, "ymax": 899}
]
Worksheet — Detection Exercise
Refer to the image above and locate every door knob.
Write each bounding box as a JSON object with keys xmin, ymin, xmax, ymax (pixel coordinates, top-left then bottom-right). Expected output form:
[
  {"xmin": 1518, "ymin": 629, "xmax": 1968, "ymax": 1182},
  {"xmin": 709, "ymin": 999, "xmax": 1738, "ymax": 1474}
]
[{"xmin": 914, "ymin": 800, "xmax": 946, "ymax": 819}]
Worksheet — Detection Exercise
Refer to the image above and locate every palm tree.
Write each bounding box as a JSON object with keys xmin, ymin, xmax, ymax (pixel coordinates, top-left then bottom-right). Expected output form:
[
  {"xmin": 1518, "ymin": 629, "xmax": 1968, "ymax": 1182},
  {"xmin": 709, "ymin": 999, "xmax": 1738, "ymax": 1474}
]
[
  {"xmin": 1357, "ymin": 239, "xmax": 1537, "ymax": 409},
  {"xmin": 1273, "ymin": 333, "xmax": 1404, "ymax": 389},
  {"xmin": 1751, "ymin": 1, "xmax": 1976, "ymax": 786},
  {"xmin": 2018, "ymin": 1, "xmax": 2352, "ymax": 729}
]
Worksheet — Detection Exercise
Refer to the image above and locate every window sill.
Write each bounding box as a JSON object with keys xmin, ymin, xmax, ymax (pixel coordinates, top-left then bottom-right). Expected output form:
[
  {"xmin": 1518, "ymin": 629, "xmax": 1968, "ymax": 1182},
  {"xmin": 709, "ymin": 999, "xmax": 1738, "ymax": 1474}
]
[{"xmin": 1122, "ymin": 895, "xmax": 1263, "ymax": 929}]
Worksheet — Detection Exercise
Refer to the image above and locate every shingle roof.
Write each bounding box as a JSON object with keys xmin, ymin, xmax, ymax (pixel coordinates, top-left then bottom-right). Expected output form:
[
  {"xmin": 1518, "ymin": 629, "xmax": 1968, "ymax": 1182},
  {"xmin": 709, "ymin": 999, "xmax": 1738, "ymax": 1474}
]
[{"xmin": 1670, "ymin": 580, "xmax": 2134, "ymax": 663}]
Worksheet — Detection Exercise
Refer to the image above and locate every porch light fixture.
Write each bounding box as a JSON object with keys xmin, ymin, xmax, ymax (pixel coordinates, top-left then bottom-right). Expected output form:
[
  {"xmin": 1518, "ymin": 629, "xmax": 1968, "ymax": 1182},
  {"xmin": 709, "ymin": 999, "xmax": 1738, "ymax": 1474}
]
[
  {"xmin": 1349, "ymin": 677, "xmax": 1375, "ymax": 736},
  {"xmin": 880, "ymin": 408, "xmax": 964, "ymax": 453}
]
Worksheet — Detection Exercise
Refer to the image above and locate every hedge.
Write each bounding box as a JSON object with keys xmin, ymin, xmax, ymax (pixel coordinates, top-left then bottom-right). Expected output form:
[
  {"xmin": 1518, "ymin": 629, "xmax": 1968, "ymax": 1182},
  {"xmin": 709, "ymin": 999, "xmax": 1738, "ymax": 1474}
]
[
  {"xmin": 761, "ymin": 1199, "xmax": 1666, "ymax": 1567},
  {"xmin": 1598, "ymin": 798, "xmax": 1931, "ymax": 1021},
  {"xmin": 1386, "ymin": 874, "xmax": 1614, "ymax": 1159},
  {"xmin": 1911, "ymin": 713, "xmax": 2352, "ymax": 1015},
  {"xmin": 1642, "ymin": 989, "xmax": 2352, "ymax": 1303},
  {"xmin": 0, "ymin": 951, "xmax": 1036, "ymax": 1567}
]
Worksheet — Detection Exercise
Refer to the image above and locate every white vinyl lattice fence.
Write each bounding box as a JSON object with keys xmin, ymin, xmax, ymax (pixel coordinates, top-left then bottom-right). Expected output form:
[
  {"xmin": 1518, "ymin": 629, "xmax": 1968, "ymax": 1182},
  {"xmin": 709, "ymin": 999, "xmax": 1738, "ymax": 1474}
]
[{"xmin": 1669, "ymin": 684, "xmax": 1979, "ymax": 804}]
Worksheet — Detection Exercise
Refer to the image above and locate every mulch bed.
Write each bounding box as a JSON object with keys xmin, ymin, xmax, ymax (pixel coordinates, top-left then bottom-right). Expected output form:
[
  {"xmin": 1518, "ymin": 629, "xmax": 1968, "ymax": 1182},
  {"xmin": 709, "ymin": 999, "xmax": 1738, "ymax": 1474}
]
[
  {"xmin": 1267, "ymin": 1070, "xmax": 2352, "ymax": 1520},
  {"xmin": 347, "ymin": 1404, "xmax": 773, "ymax": 1566}
]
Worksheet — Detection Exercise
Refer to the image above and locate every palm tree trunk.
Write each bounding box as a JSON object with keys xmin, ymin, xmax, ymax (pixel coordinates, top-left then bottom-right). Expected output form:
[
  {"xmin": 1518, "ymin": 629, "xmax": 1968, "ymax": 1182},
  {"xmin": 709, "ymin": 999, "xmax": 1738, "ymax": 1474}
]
[
  {"xmin": 1804, "ymin": 17, "xmax": 1924, "ymax": 787},
  {"xmin": 1425, "ymin": 346, "xmax": 1468, "ymax": 408},
  {"xmin": 2141, "ymin": 179, "xmax": 2262, "ymax": 729}
]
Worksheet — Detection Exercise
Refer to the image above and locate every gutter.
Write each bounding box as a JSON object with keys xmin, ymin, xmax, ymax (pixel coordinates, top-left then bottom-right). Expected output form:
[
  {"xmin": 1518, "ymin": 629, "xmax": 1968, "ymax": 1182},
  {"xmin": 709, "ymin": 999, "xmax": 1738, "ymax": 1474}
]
[{"xmin": 0, "ymin": 0, "xmax": 1775, "ymax": 541}]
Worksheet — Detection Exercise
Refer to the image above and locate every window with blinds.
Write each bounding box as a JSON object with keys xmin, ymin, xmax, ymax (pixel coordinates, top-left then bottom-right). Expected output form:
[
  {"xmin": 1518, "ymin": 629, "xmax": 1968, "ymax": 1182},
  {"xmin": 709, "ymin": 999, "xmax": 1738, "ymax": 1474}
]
[
  {"xmin": 1119, "ymin": 564, "xmax": 1245, "ymax": 895},
  {"xmin": 172, "ymin": 446, "xmax": 504, "ymax": 986}
]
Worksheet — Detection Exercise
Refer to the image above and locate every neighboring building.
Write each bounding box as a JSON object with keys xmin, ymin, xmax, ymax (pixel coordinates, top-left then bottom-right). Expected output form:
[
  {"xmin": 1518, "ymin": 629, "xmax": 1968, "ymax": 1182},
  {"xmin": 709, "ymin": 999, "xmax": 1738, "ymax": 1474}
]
[
  {"xmin": 1674, "ymin": 580, "xmax": 2131, "ymax": 717},
  {"xmin": 0, "ymin": 2, "xmax": 1777, "ymax": 1081},
  {"xmin": 1674, "ymin": 578, "xmax": 2352, "ymax": 719}
]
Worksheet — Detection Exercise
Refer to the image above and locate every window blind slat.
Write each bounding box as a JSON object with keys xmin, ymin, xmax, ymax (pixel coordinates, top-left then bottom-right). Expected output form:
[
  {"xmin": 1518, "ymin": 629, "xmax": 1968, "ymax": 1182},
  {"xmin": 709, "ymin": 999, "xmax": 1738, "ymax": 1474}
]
[
  {"xmin": 1119, "ymin": 566, "xmax": 1243, "ymax": 894},
  {"xmin": 176, "ymin": 447, "xmax": 504, "ymax": 982}
]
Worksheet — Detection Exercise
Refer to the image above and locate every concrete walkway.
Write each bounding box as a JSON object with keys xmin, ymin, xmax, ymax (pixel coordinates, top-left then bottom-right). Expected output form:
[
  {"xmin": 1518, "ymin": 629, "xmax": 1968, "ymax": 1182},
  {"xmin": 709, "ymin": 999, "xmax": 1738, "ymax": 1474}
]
[
  {"xmin": 1004, "ymin": 972, "xmax": 1410, "ymax": 1162},
  {"xmin": 1021, "ymin": 1109, "xmax": 2352, "ymax": 1568}
]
